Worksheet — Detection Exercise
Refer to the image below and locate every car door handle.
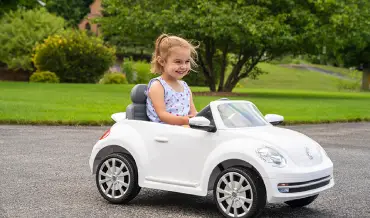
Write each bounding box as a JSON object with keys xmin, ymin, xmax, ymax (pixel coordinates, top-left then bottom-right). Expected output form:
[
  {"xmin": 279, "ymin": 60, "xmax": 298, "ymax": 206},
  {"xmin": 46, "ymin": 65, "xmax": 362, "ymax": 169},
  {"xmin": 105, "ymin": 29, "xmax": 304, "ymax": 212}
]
[{"xmin": 154, "ymin": 136, "xmax": 168, "ymax": 143}]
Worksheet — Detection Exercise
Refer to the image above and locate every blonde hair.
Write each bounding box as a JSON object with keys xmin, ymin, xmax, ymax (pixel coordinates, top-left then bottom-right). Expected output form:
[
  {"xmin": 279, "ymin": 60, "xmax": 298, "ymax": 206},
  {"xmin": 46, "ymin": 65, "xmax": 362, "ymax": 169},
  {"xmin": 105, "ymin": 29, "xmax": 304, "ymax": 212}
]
[{"xmin": 150, "ymin": 34, "xmax": 198, "ymax": 74}]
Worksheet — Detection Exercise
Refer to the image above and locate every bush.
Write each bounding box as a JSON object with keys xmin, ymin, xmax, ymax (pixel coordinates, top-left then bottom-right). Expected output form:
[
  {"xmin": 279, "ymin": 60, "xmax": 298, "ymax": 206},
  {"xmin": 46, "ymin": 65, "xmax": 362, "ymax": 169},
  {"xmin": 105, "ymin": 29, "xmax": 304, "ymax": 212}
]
[
  {"xmin": 135, "ymin": 61, "xmax": 156, "ymax": 83},
  {"xmin": 0, "ymin": 8, "xmax": 65, "ymax": 71},
  {"xmin": 29, "ymin": 71, "xmax": 60, "ymax": 83},
  {"xmin": 99, "ymin": 72, "xmax": 128, "ymax": 84},
  {"xmin": 33, "ymin": 29, "xmax": 116, "ymax": 83},
  {"xmin": 121, "ymin": 58, "xmax": 135, "ymax": 83},
  {"xmin": 121, "ymin": 59, "xmax": 156, "ymax": 84}
]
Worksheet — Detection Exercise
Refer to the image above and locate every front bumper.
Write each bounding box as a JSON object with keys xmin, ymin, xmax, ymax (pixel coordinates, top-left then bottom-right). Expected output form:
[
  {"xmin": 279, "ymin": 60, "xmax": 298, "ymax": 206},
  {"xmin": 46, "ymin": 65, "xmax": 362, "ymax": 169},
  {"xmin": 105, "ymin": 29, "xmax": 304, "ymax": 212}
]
[{"xmin": 264, "ymin": 161, "xmax": 334, "ymax": 203}]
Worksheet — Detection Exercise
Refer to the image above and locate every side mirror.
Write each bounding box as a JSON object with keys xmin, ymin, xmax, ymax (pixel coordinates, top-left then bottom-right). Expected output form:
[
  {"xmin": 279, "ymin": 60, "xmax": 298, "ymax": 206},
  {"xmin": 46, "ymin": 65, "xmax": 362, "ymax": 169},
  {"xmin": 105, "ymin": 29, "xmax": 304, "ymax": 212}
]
[
  {"xmin": 189, "ymin": 116, "xmax": 216, "ymax": 132},
  {"xmin": 111, "ymin": 112, "xmax": 126, "ymax": 122},
  {"xmin": 264, "ymin": 114, "xmax": 284, "ymax": 125}
]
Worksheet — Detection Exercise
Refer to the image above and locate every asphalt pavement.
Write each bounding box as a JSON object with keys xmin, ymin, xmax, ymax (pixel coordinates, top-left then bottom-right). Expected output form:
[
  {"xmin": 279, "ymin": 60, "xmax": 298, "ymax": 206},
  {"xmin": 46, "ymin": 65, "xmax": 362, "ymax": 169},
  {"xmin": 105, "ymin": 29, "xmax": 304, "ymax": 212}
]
[{"xmin": 0, "ymin": 122, "xmax": 370, "ymax": 218}]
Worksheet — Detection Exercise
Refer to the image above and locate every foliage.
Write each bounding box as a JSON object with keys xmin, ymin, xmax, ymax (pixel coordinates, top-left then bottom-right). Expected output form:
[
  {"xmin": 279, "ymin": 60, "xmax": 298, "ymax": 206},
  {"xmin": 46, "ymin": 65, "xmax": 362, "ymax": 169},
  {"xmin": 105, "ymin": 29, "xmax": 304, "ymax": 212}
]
[
  {"xmin": 121, "ymin": 59, "xmax": 156, "ymax": 84},
  {"xmin": 183, "ymin": 71, "xmax": 208, "ymax": 87},
  {"xmin": 45, "ymin": 0, "xmax": 94, "ymax": 27},
  {"xmin": 0, "ymin": 8, "xmax": 65, "ymax": 71},
  {"xmin": 33, "ymin": 29, "xmax": 116, "ymax": 83},
  {"xmin": 99, "ymin": 72, "xmax": 128, "ymax": 84},
  {"xmin": 336, "ymin": 79, "xmax": 361, "ymax": 91},
  {"xmin": 334, "ymin": 69, "xmax": 362, "ymax": 91},
  {"xmin": 134, "ymin": 61, "xmax": 156, "ymax": 84},
  {"xmin": 29, "ymin": 71, "xmax": 60, "ymax": 83},
  {"xmin": 0, "ymin": 0, "xmax": 95, "ymax": 27},
  {"xmin": 121, "ymin": 58, "xmax": 135, "ymax": 83},
  {"xmin": 99, "ymin": 0, "xmax": 369, "ymax": 92},
  {"xmin": 0, "ymin": 0, "xmax": 43, "ymax": 17},
  {"xmin": 311, "ymin": 0, "xmax": 370, "ymax": 90}
]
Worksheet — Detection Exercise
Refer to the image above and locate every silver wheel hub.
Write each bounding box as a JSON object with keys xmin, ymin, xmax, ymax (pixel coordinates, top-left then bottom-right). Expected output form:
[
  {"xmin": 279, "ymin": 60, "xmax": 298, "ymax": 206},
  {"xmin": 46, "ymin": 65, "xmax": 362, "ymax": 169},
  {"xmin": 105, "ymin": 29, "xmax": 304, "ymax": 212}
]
[
  {"xmin": 216, "ymin": 172, "xmax": 253, "ymax": 217},
  {"xmin": 98, "ymin": 158, "xmax": 130, "ymax": 199}
]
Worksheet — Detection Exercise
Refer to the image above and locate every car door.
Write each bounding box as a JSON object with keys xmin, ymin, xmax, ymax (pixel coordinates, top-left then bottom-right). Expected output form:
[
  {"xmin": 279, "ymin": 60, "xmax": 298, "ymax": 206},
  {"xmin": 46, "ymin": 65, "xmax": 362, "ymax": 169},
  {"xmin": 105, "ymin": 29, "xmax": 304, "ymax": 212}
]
[{"xmin": 145, "ymin": 123, "xmax": 217, "ymax": 186}]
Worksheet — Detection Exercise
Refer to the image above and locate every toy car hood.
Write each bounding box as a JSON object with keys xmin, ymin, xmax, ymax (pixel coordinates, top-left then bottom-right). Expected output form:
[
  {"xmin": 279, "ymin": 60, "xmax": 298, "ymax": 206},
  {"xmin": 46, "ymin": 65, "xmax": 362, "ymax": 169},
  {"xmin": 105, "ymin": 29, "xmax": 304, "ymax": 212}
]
[{"xmin": 230, "ymin": 126, "xmax": 324, "ymax": 167}]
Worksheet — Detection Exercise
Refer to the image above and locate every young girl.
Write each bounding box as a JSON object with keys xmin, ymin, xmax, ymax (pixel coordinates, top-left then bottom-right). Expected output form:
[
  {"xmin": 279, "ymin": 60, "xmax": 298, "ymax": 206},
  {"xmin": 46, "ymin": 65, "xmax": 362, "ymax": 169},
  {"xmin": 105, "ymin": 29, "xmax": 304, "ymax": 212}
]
[{"xmin": 146, "ymin": 34, "xmax": 198, "ymax": 125}]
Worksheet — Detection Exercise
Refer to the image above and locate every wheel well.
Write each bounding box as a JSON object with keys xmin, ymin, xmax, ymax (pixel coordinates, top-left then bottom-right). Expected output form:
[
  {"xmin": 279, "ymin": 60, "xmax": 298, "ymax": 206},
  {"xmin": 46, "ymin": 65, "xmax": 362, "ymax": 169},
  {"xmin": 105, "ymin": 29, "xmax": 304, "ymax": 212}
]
[
  {"xmin": 207, "ymin": 159, "xmax": 266, "ymax": 191},
  {"xmin": 92, "ymin": 145, "xmax": 137, "ymax": 174}
]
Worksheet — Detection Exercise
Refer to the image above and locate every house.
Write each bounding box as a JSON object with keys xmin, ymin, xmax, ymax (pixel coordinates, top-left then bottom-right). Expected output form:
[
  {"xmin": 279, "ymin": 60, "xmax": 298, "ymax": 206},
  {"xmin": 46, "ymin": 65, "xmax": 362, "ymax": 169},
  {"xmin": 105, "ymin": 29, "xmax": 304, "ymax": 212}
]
[{"xmin": 78, "ymin": 0, "xmax": 102, "ymax": 36}]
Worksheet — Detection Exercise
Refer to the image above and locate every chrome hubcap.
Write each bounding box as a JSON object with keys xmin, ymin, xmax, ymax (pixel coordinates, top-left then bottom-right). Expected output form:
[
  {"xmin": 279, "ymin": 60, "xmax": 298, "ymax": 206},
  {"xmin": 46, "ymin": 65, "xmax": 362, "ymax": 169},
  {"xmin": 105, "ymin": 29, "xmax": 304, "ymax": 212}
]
[
  {"xmin": 216, "ymin": 172, "xmax": 253, "ymax": 217},
  {"xmin": 98, "ymin": 158, "xmax": 130, "ymax": 199}
]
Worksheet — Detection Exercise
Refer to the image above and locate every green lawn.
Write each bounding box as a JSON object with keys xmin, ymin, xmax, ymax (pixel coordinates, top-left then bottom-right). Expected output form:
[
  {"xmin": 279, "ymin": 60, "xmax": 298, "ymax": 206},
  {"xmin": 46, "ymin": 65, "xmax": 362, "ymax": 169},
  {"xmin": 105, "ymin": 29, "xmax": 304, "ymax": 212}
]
[
  {"xmin": 308, "ymin": 64, "xmax": 362, "ymax": 79},
  {"xmin": 238, "ymin": 63, "xmax": 360, "ymax": 91},
  {"xmin": 1, "ymin": 82, "xmax": 369, "ymax": 125}
]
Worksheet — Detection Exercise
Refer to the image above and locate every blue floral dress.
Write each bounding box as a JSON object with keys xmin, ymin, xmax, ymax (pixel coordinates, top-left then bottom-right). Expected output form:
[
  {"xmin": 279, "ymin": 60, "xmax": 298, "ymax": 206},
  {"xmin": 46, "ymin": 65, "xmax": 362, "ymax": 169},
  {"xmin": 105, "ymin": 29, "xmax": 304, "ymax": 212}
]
[{"xmin": 145, "ymin": 76, "xmax": 191, "ymax": 124}]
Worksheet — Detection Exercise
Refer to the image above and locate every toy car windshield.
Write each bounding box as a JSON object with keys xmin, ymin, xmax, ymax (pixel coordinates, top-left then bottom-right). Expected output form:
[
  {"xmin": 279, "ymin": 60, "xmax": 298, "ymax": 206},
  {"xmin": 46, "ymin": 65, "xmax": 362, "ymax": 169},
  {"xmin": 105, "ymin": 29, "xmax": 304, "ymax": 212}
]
[{"xmin": 217, "ymin": 102, "xmax": 269, "ymax": 128}]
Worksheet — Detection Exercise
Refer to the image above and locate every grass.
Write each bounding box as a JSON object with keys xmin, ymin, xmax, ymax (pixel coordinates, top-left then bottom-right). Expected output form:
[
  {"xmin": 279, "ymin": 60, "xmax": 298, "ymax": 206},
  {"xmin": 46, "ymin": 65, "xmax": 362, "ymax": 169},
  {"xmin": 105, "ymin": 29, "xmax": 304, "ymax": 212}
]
[
  {"xmin": 1, "ymin": 81, "xmax": 369, "ymax": 125},
  {"xmin": 238, "ymin": 63, "xmax": 359, "ymax": 91},
  {"xmin": 308, "ymin": 64, "xmax": 362, "ymax": 79}
]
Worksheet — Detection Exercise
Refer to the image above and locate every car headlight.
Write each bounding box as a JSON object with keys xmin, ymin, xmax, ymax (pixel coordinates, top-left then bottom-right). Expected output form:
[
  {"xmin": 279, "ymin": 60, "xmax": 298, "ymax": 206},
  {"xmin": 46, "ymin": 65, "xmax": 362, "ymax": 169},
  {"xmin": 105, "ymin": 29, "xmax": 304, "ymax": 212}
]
[
  {"xmin": 312, "ymin": 141, "xmax": 328, "ymax": 158},
  {"xmin": 318, "ymin": 145, "xmax": 328, "ymax": 157},
  {"xmin": 256, "ymin": 147, "xmax": 287, "ymax": 168}
]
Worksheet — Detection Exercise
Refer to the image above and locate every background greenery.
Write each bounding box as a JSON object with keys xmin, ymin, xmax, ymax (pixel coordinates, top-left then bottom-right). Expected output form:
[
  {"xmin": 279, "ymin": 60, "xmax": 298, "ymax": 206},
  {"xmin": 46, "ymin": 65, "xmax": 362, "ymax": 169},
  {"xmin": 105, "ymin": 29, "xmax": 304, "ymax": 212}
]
[{"xmin": 0, "ymin": 0, "xmax": 369, "ymax": 125}]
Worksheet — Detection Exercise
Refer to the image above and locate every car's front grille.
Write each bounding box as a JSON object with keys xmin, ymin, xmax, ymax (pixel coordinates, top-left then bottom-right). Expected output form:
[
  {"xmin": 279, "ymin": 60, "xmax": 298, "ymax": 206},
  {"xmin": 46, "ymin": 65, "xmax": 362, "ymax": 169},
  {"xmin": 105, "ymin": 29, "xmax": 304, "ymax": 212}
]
[{"xmin": 277, "ymin": 175, "xmax": 332, "ymax": 193}]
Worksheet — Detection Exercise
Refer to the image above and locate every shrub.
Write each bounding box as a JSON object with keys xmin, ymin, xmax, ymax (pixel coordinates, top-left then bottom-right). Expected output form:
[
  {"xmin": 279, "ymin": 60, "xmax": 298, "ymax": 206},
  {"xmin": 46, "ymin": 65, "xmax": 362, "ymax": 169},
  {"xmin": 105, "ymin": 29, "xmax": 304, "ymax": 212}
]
[
  {"xmin": 121, "ymin": 58, "xmax": 135, "ymax": 83},
  {"xmin": 0, "ymin": 8, "xmax": 65, "ymax": 71},
  {"xmin": 29, "ymin": 71, "xmax": 60, "ymax": 83},
  {"xmin": 135, "ymin": 61, "xmax": 156, "ymax": 83},
  {"xmin": 99, "ymin": 72, "xmax": 128, "ymax": 84},
  {"xmin": 33, "ymin": 29, "xmax": 116, "ymax": 83},
  {"xmin": 121, "ymin": 59, "xmax": 156, "ymax": 84}
]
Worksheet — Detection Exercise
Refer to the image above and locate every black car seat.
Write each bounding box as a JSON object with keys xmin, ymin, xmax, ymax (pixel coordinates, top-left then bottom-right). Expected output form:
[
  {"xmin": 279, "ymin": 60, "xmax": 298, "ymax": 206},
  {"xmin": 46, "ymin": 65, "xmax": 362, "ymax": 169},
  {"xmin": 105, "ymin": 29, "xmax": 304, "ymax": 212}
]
[{"xmin": 126, "ymin": 84, "xmax": 149, "ymax": 121}]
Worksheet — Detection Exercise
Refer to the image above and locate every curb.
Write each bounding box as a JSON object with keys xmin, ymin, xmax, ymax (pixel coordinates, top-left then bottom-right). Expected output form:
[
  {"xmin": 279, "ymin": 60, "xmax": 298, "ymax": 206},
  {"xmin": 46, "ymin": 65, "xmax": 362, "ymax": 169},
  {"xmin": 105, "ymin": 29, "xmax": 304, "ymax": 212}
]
[{"xmin": 1, "ymin": 118, "xmax": 369, "ymax": 126}]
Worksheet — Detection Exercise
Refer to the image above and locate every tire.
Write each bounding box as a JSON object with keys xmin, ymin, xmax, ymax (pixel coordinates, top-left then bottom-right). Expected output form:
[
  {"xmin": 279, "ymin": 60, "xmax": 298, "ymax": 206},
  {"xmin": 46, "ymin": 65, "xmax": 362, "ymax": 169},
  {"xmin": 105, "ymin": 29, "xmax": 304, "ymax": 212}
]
[
  {"xmin": 213, "ymin": 167, "xmax": 266, "ymax": 218},
  {"xmin": 95, "ymin": 153, "xmax": 141, "ymax": 204},
  {"xmin": 285, "ymin": 195, "xmax": 318, "ymax": 208}
]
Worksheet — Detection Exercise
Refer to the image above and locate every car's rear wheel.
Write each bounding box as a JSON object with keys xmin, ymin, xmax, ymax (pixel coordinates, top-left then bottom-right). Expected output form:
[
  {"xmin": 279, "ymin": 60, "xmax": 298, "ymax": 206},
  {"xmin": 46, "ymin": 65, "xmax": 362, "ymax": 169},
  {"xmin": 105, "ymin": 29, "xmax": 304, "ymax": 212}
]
[
  {"xmin": 95, "ymin": 153, "xmax": 141, "ymax": 204},
  {"xmin": 213, "ymin": 167, "xmax": 266, "ymax": 218},
  {"xmin": 285, "ymin": 194, "xmax": 318, "ymax": 208}
]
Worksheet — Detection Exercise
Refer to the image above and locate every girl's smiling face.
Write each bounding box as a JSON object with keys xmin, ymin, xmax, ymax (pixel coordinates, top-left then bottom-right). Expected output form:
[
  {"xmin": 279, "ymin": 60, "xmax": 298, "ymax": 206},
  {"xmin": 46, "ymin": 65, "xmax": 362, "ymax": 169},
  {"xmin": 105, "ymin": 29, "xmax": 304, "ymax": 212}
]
[{"xmin": 161, "ymin": 46, "xmax": 191, "ymax": 80}]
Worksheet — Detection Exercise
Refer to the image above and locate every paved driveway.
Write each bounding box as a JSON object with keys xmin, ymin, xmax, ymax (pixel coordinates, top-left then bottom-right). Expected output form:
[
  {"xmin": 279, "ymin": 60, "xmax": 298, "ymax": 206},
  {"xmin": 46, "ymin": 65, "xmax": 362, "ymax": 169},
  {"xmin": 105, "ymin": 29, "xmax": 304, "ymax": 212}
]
[{"xmin": 0, "ymin": 123, "xmax": 369, "ymax": 218}]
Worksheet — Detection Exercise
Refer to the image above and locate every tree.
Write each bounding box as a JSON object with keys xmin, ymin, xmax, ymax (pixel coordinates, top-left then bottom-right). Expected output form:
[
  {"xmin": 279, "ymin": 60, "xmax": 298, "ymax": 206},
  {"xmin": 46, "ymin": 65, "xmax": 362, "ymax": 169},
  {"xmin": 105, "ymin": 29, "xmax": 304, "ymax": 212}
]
[
  {"xmin": 45, "ymin": 0, "xmax": 94, "ymax": 27},
  {"xmin": 0, "ymin": 0, "xmax": 95, "ymax": 27},
  {"xmin": 0, "ymin": 0, "xmax": 43, "ymax": 16},
  {"xmin": 98, "ymin": 0, "xmax": 368, "ymax": 92},
  {"xmin": 324, "ymin": 0, "xmax": 370, "ymax": 91},
  {"xmin": 0, "ymin": 8, "xmax": 65, "ymax": 72}
]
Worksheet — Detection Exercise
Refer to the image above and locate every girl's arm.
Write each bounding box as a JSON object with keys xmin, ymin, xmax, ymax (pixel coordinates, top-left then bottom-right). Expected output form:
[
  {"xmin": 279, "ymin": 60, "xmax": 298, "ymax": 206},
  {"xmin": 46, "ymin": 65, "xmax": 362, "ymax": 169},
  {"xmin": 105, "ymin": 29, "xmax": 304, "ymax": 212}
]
[
  {"xmin": 188, "ymin": 89, "xmax": 197, "ymax": 117},
  {"xmin": 148, "ymin": 80, "xmax": 190, "ymax": 125}
]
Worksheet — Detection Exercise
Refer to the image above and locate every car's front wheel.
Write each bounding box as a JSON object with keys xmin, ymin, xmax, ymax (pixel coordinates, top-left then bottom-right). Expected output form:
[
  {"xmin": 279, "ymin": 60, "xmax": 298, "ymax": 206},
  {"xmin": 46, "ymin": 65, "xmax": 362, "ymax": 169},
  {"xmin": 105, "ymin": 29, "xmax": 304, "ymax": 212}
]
[
  {"xmin": 285, "ymin": 195, "xmax": 319, "ymax": 208},
  {"xmin": 213, "ymin": 167, "xmax": 266, "ymax": 218},
  {"xmin": 95, "ymin": 153, "xmax": 141, "ymax": 204}
]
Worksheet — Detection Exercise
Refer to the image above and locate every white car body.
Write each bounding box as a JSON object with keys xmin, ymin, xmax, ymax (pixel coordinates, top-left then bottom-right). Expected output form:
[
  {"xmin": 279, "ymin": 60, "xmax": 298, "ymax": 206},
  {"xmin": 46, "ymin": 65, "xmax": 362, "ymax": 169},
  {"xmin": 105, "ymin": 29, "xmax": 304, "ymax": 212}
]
[{"xmin": 89, "ymin": 99, "xmax": 334, "ymax": 207}]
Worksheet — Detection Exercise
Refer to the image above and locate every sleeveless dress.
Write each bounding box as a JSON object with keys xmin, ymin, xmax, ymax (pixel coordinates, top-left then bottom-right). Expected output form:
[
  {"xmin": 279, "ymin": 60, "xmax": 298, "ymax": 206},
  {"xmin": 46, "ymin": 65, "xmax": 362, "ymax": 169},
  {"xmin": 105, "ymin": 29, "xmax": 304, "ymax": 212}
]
[{"xmin": 145, "ymin": 76, "xmax": 191, "ymax": 124}]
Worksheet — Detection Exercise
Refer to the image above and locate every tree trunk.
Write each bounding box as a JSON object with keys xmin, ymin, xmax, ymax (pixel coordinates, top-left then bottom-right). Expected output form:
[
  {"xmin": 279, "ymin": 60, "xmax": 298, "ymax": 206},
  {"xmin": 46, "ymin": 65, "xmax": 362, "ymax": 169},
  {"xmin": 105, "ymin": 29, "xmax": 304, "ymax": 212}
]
[
  {"xmin": 223, "ymin": 55, "xmax": 248, "ymax": 91},
  {"xmin": 198, "ymin": 52, "xmax": 216, "ymax": 91},
  {"xmin": 362, "ymin": 68, "xmax": 370, "ymax": 91},
  {"xmin": 217, "ymin": 43, "xmax": 229, "ymax": 92}
]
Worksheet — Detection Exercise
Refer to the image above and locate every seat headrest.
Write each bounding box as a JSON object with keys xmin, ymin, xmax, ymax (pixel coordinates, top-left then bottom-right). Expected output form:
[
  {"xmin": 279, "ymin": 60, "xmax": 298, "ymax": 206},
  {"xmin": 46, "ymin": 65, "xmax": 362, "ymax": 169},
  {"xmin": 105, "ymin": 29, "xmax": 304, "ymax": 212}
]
[{"xmin": 130, "ymin": 84, "xmax": 147, "ymax": 104}]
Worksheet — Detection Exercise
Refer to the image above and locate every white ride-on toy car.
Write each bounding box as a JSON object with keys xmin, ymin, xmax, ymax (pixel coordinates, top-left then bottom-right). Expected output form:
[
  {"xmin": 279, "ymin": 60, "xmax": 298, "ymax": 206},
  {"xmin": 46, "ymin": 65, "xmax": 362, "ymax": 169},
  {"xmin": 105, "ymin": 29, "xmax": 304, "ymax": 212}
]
[{"xmin": 89, "ymin": 84, "xmax": 334, "ymax": 218}]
